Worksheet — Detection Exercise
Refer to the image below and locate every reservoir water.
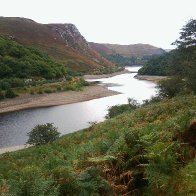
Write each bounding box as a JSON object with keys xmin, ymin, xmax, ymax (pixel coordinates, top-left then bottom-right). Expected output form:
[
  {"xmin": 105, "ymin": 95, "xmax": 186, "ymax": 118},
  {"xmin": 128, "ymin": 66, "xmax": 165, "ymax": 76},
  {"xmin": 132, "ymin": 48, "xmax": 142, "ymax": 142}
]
[{"xmin": 0, "ymin": 67, "xmax": 157, "ymax": 148}]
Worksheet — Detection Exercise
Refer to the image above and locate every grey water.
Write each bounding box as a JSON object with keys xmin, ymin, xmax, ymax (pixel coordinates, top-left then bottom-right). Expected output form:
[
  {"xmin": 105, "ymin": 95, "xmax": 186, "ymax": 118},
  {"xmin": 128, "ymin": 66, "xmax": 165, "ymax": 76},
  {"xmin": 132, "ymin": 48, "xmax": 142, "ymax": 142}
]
[{"xmin": 0, "ymin": 66, "xmax": 157, "ymax": 148}]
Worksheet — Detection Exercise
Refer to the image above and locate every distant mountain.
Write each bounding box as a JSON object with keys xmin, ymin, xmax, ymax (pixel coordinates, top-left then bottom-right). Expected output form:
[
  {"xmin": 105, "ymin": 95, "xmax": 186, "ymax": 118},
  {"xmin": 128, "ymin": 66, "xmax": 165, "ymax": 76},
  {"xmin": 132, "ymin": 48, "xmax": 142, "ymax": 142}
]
[
  {"xmin": 0, "ymin": 17, "xmax": 117, "ymax": 73},
  {"xmin": 89, "ymin": 42, "xmax": 166, "ymax": 66},
  {"xmin": 89, "ymin": 42, "xmax": 165, "ymax": 57}
]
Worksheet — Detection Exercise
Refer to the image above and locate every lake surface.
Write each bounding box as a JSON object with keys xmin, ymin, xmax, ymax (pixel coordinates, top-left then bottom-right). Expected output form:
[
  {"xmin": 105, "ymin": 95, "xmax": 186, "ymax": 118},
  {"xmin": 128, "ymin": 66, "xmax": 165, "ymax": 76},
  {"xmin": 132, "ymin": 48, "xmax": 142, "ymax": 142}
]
[{"xmin": 0, "ymin": 66, "xmax": 157, "ymax": 148}]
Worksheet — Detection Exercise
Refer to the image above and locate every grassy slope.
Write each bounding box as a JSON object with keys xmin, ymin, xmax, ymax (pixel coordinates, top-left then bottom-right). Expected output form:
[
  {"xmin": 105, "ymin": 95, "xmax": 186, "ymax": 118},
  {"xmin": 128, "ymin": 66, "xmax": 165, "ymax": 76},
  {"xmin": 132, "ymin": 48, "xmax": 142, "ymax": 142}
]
[{"xmin": 0, "ymin": 95, "xmax": 195, "ymax": 195}]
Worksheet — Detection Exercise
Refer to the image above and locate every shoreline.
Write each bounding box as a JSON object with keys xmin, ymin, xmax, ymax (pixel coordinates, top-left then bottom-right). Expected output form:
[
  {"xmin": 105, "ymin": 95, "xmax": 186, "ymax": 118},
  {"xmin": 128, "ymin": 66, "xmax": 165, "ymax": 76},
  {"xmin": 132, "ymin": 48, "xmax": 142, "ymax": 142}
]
[
  {"xmin": 0, "ymin": 70, "xmax": 130, "ymax": 115},
  {"xmin": 0, "ymin": 85, "xmax": 120, "ymax": 115},
  {"xmin": 134, "ymin": 74, "xmax": 167, "ymax": 82},
  {"xmin": 0, "ymin": 145, "xmax": 31, "ymax": 155},
  {"xmin": 84, "ymin": 69, "xmax": 130, "ymax": 80}
]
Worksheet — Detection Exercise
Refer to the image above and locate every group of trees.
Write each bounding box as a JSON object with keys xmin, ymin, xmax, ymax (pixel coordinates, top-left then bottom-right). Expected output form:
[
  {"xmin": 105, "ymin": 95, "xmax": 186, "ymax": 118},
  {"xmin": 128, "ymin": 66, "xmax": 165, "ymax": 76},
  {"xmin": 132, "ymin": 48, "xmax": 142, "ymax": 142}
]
[
  {"xmin": 0, "ymin": 36, "xmax": 78, "ymax": 99},
  {"xmin": 103, "ymin": 53, "xmax": 153, "ymax": 67},
  {"xmin": 139, "ymin": 19, "xmax": 196, "ymax": 97},
  {"xmin": 0, "ymin": 36, "xmax": 72, "ymax": 92},
  {"xmin": 0, "ymin": 36, "xmax": 68, "ymax": 80}
]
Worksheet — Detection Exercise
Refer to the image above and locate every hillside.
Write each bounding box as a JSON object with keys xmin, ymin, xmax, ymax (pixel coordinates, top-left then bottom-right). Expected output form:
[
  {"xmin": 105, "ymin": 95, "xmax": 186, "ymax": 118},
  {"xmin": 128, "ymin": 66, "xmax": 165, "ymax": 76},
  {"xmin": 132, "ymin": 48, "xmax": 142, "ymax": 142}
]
[
  {"xmin": 0, "ymin": 36, "xmax": 67, "ymax": 80},
  {"xmin": 0, "ymin": 17, "xmax": 117, "ymax": 73},
  {"xmin": 0, "ymin": 95, "xmax": 195, "ymax": 195},
  {"xmin": 89, "ymin": 42, "xmax": 165, "ymax": 66},
  {"xmin": 89, "ymin": 42, "xmax": 165, "ymax": 57}
]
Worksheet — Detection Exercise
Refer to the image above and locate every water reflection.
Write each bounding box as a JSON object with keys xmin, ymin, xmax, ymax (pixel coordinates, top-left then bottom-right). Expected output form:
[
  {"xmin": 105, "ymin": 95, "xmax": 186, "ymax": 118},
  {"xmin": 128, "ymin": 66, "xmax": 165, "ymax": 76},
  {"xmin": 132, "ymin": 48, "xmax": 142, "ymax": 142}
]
[{"xmin": 0, "ymin": 66, "xmax": 156, "ymax": 148}]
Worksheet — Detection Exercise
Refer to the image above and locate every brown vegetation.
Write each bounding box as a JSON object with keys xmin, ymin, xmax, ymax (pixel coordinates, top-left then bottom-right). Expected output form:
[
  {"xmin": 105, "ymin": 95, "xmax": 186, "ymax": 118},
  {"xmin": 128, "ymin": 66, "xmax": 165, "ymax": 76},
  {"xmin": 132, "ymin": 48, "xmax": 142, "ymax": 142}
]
[
  {"xmin": 0, "ymin": 17, "xmax": 117, "ymax": 72},
  {"xmin": 89, "ymin": 42, "xmax": 165, "ymax": 57}
]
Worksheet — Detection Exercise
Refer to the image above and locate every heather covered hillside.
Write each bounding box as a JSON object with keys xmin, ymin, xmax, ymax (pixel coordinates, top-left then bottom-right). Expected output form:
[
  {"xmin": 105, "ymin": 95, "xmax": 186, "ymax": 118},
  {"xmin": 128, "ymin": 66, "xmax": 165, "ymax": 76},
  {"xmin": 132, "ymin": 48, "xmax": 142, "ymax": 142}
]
[{"xmin": 0, "ymin": 17, "xmax": 117, "ymax": 73}]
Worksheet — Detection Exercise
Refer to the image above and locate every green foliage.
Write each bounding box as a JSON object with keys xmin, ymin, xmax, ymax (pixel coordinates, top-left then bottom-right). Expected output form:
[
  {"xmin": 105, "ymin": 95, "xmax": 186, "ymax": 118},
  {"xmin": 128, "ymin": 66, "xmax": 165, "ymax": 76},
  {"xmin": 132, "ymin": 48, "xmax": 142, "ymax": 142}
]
[
  {"xmin": 0, "ymin": 36, "xmax": 85, "ymax": 96},
  {"xmin": 78, "ymin": 167, "xmax": 111, "ymax": 195},
  {"xmin": 157, "ymin": 77, "xmax": 185, "ymax": 98},
  {"xmin": 0, "ymin": 90, "xmax": 4, "ymax": 100},
  {"xmin": 44, "ymin": 89, "xmax": 53, "ymax": 93},
  {"xmin": 106, "ymin": 104, "xmax": 131, "ymax": 119},
  {"xmin": 0, "ymin": 36, "xmax": 69, "ymax": 84},
  {"xmin": 0, "ymin": 20, "xmax": 195, "ymax": 195},
  {"xmin": 138, "ymin": 52, "xmax": 173, "ymax": 76},
  {"xmin": 103, "ymin": 53, "xmax": 155, "ymax": 67},
  {"xmin": 4, "ymin": 89, "xmax": 17, "ymax": 98},
  {"xmin": 173, "ymin": 19, "xmax": 196, "ymax": 48},
  {"xmin": 106, "ymin": 98, "xmax": 139, "ymax": 118},
  {"xmin": 176, "ymin": 159, "xmax": 196, "ymax": 195},
  {"xmin": 63, "ymin": 78, "xmax": 89, "ymax": 91},
  {"xmin": 139, "ymin": 19, "xmax": 196, "ymax": 97},
  {"xmin": 0, "ymin": 95, "xmax": 195, "ymax": 195},
  {"xmin": 0, "ymin": 78, "xmax": 25, "ymax": 90},
  {"xmin": 27, "ymin": 123, "xmax": 60, "ymax": 146}
]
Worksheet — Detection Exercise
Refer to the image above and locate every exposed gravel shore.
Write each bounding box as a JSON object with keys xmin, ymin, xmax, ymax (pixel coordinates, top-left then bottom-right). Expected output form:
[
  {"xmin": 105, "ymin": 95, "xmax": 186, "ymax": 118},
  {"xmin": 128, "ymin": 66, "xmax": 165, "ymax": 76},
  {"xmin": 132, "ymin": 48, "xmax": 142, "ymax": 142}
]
[
  {"xmin": 84, "ymin": 69, "xmax": 130, "ymax": 80},
  {"xmin": 0, "ymin": 70, "xmax": 131, "ymax": 115},
  {"xmin": 134, "ymin": 75, "xmax": 167, "ymax": 82},
  {"xmin": 0, "ymin": 145, "xmax": 31, "ymax": 154},
  {"xmin": 0, "ymin": 85, "xmax": 120, "ymax": 115}
]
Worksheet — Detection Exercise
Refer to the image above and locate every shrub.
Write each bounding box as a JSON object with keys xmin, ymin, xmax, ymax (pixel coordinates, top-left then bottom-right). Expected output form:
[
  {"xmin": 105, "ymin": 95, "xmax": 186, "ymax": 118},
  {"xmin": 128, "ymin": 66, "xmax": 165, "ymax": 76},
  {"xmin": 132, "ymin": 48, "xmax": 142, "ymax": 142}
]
[
  {"xmin": 0, "ymin": 90, "xmax": 4, "ymax": 100},
  {"xmin": 142, "ymin": 95, "xmax": 162, "ymax": 105},
  {"xmin": 44, "ymin": 89, "xmax": 53, "ymax": 93},
  {"xmin": 66, "ymin": 75, "xmax": 73, "ymax": 81},
  {"xmin": 0, "ymin": 80, "xmax": 11, "ymax": 90},
  {"xmin": 106, "ymin": 104, "xmax": 131, "ymax": 119},
  {"xmin": 56, "ymin": 87, "xmax": 62, "ymax": 92},
  {"xmin": 5, "ymin": 89, "xmax": 17, "ymax": 98},
  {"xmin": 78, "ymin": 166, "xmax": 111, "ymax": 195},
  {"xmin": 30, "ymin": 90, "xmax": 35, "ymax": 95},
  {"xmin": 63, "ymin": 85, "xmax": 74, "ymax": 91},
  {"xmin": 106, "ymin": 98, "xmax": 139, "ymax": 118},
  {"xmin": 27, "ymin": 123, "xmax": 60, "ymax": 146},
  {"xmin": 79, "ymin": 78, "xmax": 89, "ymax": 86},
  {"xmin": 157, "ymin": 77, "xmax": 184, "ymax": 98}
]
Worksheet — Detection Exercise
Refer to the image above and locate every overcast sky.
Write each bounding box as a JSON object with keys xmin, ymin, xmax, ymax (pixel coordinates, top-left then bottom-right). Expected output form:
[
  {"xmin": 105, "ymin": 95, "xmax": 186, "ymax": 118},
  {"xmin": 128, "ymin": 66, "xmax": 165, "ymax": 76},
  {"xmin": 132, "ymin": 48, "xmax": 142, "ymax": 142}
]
[{"xmin": 1, "ymin": 0, "xmax": 196, "ymax": 49}]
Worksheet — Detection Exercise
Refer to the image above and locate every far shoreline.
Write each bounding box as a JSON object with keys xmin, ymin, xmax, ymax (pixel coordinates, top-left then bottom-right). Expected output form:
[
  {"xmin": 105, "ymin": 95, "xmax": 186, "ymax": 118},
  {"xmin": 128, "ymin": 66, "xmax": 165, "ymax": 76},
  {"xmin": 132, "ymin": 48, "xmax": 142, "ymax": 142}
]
[
  {"xmin": 0, "ymin": 85, "xmax": 120, "ymax": 115},
  {"xmin": 0, "ymin": 70, "xmax": 131, "ymax": 115},
  {"xmin": 0, "ymin": 70, "xmax": 167, "ymax": 115},
  {"xmin": 84, "ymin": 69, "xmax": 130, "ymax": 80},
  {"xmin": 134, "ymin": 74, "xmax": 167, "ymax": 82}
]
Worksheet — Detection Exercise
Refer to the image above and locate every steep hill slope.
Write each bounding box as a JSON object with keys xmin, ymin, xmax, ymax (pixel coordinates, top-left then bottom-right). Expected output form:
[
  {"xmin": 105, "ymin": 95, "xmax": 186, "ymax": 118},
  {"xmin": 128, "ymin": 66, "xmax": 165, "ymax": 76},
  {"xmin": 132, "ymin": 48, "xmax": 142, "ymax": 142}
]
[
  {"xmin": 89, "ymin": 42, "xmax": 165, "ymax": 57},
  {"xmin": 0, "ymin": 17, "xmax": 117, "ymax": 73},
  {"xmin": 0, "ymin": 95, "xmax": 195, "ymax": 195}
]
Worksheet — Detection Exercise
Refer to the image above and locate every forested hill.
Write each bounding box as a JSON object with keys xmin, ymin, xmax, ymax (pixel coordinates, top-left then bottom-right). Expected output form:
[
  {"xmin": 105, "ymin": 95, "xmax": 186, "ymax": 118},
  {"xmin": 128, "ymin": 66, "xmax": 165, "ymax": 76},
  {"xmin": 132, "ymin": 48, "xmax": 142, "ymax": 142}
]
[
  {"xmin": 0, "ymin": 36, "xmax": 67, "ymax": 80},
  {"xmin": 0, "ymin": 17, "xmax": 117, "ymax": 73}
]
